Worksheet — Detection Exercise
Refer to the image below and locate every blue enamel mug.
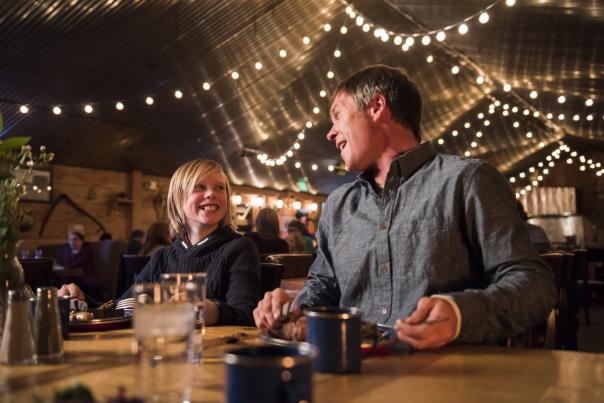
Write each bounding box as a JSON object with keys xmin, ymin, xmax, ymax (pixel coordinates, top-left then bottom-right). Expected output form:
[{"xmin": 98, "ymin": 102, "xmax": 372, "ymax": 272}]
[
  {"xmin": 305, "ymin": 306, "xmax": 362, "ymax": 373},
  {"xmin": 225, "ymin": 343, "xmax": 317, "ymax": 403}
]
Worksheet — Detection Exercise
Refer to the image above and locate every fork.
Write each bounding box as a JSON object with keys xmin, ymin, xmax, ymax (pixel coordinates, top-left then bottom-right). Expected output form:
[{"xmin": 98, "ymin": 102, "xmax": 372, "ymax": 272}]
[{"xmin": 115, "ymin": 298, "xmax": 135, "ymax": 310}]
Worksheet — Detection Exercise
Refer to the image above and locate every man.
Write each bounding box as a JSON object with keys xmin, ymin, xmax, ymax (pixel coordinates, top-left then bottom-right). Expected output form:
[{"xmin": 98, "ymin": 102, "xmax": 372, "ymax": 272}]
[{"xmin": 254, "ymin": 65, "xmax": 557, "ymax": 349}]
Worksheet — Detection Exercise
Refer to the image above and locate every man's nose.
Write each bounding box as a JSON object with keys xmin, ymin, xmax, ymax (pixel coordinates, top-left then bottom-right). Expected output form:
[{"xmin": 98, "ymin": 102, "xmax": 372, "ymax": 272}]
[{"xmin": 326, "ymin": 125, "xmax": 337, "ymax": 142}]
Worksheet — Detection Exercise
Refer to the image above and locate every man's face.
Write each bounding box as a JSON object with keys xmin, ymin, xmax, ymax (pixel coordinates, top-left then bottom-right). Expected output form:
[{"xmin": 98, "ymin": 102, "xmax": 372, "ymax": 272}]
[{"xmin": 327, "ymin": 93, "xmax": 378, "ymax": 172}]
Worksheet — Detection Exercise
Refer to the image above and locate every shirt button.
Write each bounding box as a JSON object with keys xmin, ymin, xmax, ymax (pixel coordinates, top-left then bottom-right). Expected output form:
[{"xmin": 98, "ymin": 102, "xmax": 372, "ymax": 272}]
[
  {"xmin": 380, "ymin": 265, "xmax": 388, "ymax": 273},
  {"xmin": 379, "ymin": 223, "xmax": 387, "ymax": 230},
  {"xmin": 381, "ymin": 308, "xmax": 388, "ymax": 315}
]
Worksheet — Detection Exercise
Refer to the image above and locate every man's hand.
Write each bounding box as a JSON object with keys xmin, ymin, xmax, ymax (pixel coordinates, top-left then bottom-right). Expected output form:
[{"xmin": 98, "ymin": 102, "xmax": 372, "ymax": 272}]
[
  {"xmin": 394, "ymin": 296, "xmax": 457, "ymax": 350},
  {"xmin": 253, "ymin": 288, "xmax": 293, "ymax": 329},
  {"xmin": 57, "ymin": 283, "xmax": 85, "ymax": 301}
]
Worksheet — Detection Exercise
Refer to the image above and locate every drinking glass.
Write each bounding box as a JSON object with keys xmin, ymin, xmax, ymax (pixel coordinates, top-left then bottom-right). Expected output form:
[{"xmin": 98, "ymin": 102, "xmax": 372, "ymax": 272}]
[
  {"xmin": 160, "ymin": 272, "xmax": 207, "ymax": 363},
  {"xmin": 133, "ymin": 282, "xmax": 197, "ymax": 402}
]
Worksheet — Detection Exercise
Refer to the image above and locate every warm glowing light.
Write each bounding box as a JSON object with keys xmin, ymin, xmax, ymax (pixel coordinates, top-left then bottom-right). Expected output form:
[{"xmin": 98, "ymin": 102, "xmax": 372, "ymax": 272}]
[
  {"xmin": 313, "ymin": 107, "xmax": 320, "ymax": 114},
  {"xmin": 458, "ymin": 24, "xmax": 468, "ymax": 35},
  {"xmin": 451, "ymin": 66, "xmax": 460, "ymax": 75},
  {"xmin": 503, "ymin": 83, "xmax": 512, "ymax": 92},
  {"xmin": 115, "ymin": 101, "xmax": 125, "ymax": 110},
  {"xmin": 202, "ymin": 82, "xmax": 211, "ymax": 90},
  {"xmin": 585, "ymin": 98, "xmax": 594, "ymax": 107},
  {"xmin": 323, "ymin": 23, "xmax": 331, "ymax": 32},
  {"xmin": 255, "ymin": 62, "xmax": 263, "ymax": 70},
  {"xmin": 426, "ymin": 55, "xmax": 434, "ymax": 63},
  {"xmin": 231, "ymin": 71, "xmax": 239, "ymax": 80},
  {"xmin": 302, "ymin": 36, "xmax": 310, "ymax": 45},
  {"xmin": 479, "ymin": 12, "xmax": 489, "ymax": 24},
  {"xmin": 298, "ymin": 132, "xmax": 305, "ymax": 140},
  {"xmin": 319, "ymin": 90, "xmax": 327, "ymax": 98},
  {"xmin": 84, "ymin": 104, "xmax": 93, "ymax": 113},
  {"xmin": 145, "ymin": 97, "xmax": 154, "ymax": 105},
  {"xmin": 436, "ymin": 31, "xmax": 446, "ymax": 41},
  {"xmin": 476, "ymin": 76, "xmax": 485, "ymax": 85},
  {"xmin": 438, "ymin": 138, "xmax": 444, "ymax": 145},
  {"xmin": 557, "ymin": 95, "xmax": 566, "ymax": 104},
  {"xmin": 334, "ymin": 49, "xmax": 342, "ymax": 58},
  {"xmin": 52, "ymin": 106, "xmax": 62, "ymax": 115},
  {"xmin": 327, "ymin": 71, "xmax": 335, "ymax": 79},
  {"xmin": 19, "ymin": 105, "xmax": 29, "ymax": 114},
  {"xmin": 340, "ymin": 26, "xmax": 348, "ymax": 34},
  {"xmin": 421, "ymin": 35, "xmax": 431, "ymax": 46},
  {"xmin": 311, "ymin": 164, "xmax": 318, "ymax": 171},
  {"xmin": 328, "ymin": 165, "xmax": 334, "ymax": 172},
  {"xmin": 279, "ymin": 49, "xmax": 287, "ymax": 58},
  {"xmin": 295, "ymin": 162, "xmax": 301, "ymax": 169},
  {"xmin": 232, "ymin": 195, "xmax": 242, "ymax": 205}
]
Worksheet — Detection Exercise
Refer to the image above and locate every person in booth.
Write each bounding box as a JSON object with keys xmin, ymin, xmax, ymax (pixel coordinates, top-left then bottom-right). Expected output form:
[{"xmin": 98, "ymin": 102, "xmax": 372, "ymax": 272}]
[
  {"xmin": 254, "ymin": 65, "xmax": 557, "ymax": 349},
  {"xmin": 245, "ymin": 208, "xmax": 289, "ymax": 254},
  {"xmin": 59, "ymin": 159, "xmax": 261, "ymax": 326}
]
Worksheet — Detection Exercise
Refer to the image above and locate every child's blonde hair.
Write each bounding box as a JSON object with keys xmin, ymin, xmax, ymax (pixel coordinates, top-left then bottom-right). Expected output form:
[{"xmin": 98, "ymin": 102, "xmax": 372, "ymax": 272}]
[{"xmin": 167, "ymin": 159, "xmax": 234, "ymax": 239}]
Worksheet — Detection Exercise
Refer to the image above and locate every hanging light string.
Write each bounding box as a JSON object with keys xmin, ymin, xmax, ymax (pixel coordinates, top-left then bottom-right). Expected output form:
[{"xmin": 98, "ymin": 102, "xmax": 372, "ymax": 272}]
[
  {"xmin": 340, "ymin": 0, "xmax": 513, "ymax": 41},
  {"xmin": 509, "ymin": 142, "xmax": 604, "ymax": 199}
]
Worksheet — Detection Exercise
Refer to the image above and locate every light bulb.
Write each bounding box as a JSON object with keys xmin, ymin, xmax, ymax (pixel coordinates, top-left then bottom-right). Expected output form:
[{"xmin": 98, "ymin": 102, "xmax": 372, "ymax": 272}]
[
  {"xmin": 174, "ymin": 90, "xmax": 183, "ymax": 99},
  {"xmin": 298, "ymin": 132, "xmax": 305, "ymax": 140},
  {"xmin": 279, "ymin": 49, "xmax": 287, "ymax": 58},
  {"xmin": 287, "ymin": 150, "xmax": 293, "ymax": 157},
  {"xmin": 84, "ymin": 104, "xmax": 93, "ymax": 113},
  {"xmin": 422, "ymin": 35, "xmax": 431, "ymax": 46},
  {"xmin": 451, "ymin": 66, "xmax": 460, "ymax": 75},
  {"xmin": 506, "ymin": 0, "xmax": 516, "ymax": 6},
  {"xmin": 115, "ymin": 101, "xmax": 125, "ymax": 110},
  {"xmin": 313, "ymin": 107, "xmax": 320, "ymax": 114},
  {"xmin": 471, "ymin": 141, "xmax": 478, "ymax": 148},
  {"xmin": 306, "ymin": 121, "xmax": 313, "ymax": 128},
  {"xmin": 464, "ymin": 151, "xmax": 471, "ymax": 157},
  {"xmin": 394, "ymin": 36, "xmax": 402, "ymax": 45},
  {"xmin": 503, "ymin": 83, "xmax": 512, "ymax": 92},
  {"xmin": 327, "ymin": 71, "xmax": 335, "ymax": 79},
  {"xmin": 145, "ymin": 96, "xmax": 154, "ymax": 105},
  {"xmin": 294, "ymin": 142, "xmax": 301, "ymax": 149},
  {"xmin": 355, "ymin": 16, "xmax": 363, "ymax": 26},
  {"xmin": 311, "ymin": 164, "xmax": 318, "ymax": 171},
  {"xmin": 452, "ymin": 130, "xmax": 459, "ymax": 136},
  {"xmin": 19, "ymin": 105, "xmax": 29, "ymax": 113},
  {"xmin": 476, "ymin": 131, "xmax": 483, "ymax": 138},
  {"xmin": 202, "ymin": 82, "xmax": 211, "ymax": 90},
  {"xmin": 436, "ymin": 31, "xmax": 446, "ymax": 42},
  {"xmin": 405, "ymin": 36, "xmax": 414, "ymax": 47},
  {"xmin": 323, "ymin": 23, "xmax": 331, "ymax": 32},
  {"xmin": 362, "ymin": 24, "xmax": 370, "ymax": 32},
  {"xmin": 585, "ymin": 98, "xmax": 594, "ymax": 107},
  {"xmin": 438, "ymin": 138, "xmax": 444, "ymax": 145},
  {"xmin": 529, "ymin": 90, "xmax": 538, "ymax": 99},
  {"xmin": 476, "ymin": 76, "xmax": 485, "ymax": 84},
  {"xmin": 402, "ymin": 44, "xmax": 410, "ymax": 52},
  {"xmin": 302, "ymin": 36, "xmax": 310, "ymax": 45},
  {"xmin": 526, "ymin": 132, "xmax": 533, "ymax": 138},
  {"xmin": 295, "ymin": 162, "xmax": 301, "ymax": 169},
  {"xmin": 255, "ymin": 62, "xmax": 263, "ymax": 70},
  {"xmin": 458, "ymin": 24, "xmax": 468, "ymax": 35},
  {"xmin": 319, "ymin": 90, "xmax": 327, "ymax": 98},
  {"xmin": 340, "ymin": 26, "xmax": 348, "ymax": 34},
  {"xmin": 479, "ymin": 12, "xmax": 489, "ymax": 24},
  {"xmin": 334, "ymin": 49, "xmax": 341, "ymax": 58},
  {"xmin": 52, "ymin": 106, "xmax": 62, "ymax": 115},
  {"xmin": 426, "ymin": 55, "xmax": 434, "ymax": 63},
  {"xmin": 587, "ymin": 114, "xmax": 594, "ymax": 121},
  {"xmin": 328, "ymin": 165, "xmax": 334, "ymax": 172},
  {"xmin": 557, "ymin": 95, "xmax": 566, "ymax": 104},
  {"xmin": 231, "ymin": 71, "xmax": 239, "ymax": 80}
]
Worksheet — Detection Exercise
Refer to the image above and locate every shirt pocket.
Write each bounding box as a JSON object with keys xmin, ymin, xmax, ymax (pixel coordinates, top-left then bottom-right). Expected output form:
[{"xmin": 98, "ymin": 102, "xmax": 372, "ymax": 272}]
[{"xmin": 393, "ymin": 216, "xmax": 453, "ymax": 280}]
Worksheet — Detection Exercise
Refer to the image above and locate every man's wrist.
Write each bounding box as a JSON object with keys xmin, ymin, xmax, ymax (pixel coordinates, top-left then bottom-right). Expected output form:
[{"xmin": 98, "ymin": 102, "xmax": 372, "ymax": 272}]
[{"xmin": 431, "ymin": 294, "xmax": 462, "ymax": 340}]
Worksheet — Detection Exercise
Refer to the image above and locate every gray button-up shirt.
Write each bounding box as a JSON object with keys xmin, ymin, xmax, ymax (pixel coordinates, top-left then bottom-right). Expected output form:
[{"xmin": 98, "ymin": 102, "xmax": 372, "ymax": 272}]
[{"xmin": 298, "ymin": 142, "xmax": 557, "ymax": 343}]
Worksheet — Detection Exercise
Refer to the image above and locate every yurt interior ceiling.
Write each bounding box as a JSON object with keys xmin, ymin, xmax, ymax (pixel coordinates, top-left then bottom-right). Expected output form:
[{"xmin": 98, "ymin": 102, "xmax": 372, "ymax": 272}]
[{"xmin": 1, "ymin": 0, "xmax": 602, "ymax": 195}]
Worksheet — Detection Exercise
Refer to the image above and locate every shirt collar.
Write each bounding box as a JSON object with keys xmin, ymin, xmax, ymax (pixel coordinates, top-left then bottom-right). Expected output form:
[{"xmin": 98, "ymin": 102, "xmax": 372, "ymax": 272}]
[{"xmin": 358, "ymin": 142, "xmax": 436, "ymax": 186}]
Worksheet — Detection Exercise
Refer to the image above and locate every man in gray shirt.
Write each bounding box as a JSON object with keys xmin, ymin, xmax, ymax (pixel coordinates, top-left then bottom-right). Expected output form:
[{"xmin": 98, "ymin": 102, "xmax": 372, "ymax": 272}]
[{"xmin": 254, "ymin": 65, "xmax": 557, "ymax": 349}]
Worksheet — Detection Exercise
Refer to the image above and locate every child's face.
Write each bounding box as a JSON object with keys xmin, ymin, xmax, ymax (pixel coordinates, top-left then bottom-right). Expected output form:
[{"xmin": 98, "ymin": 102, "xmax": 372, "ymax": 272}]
[{"xmin": 183, "ymin": 171, "xmax": 228, "ymax": 231}]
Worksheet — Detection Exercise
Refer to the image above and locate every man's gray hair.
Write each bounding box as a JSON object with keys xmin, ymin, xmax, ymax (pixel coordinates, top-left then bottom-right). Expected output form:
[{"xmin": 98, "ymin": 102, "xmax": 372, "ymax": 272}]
[{"xmin": 332, "ymin": 65, "xmax": 422, "ymax": 141}]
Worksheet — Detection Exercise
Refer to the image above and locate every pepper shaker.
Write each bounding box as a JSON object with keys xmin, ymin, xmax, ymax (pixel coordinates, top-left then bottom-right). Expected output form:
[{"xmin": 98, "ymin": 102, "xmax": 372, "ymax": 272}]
[{"xmin": 33, "ymin": 287, "xmax": 63, "ymax": 363}]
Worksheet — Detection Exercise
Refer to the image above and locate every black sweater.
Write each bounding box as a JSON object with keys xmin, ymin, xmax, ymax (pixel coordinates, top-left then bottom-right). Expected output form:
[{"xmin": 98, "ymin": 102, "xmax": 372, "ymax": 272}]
[{"xmin": 124, "ymin": 226, "xmax": 261, "ymax": 326}]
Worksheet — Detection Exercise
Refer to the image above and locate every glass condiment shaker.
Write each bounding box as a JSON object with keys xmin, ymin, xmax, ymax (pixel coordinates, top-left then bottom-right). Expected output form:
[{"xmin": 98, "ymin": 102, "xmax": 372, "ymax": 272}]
[
  {"xmin": 33, "ymin": 287, "xmax": 63, "ymax": 363},
  {"xmin": 0, "ymin": 289, "xmax": 35, "ymax": 365}
]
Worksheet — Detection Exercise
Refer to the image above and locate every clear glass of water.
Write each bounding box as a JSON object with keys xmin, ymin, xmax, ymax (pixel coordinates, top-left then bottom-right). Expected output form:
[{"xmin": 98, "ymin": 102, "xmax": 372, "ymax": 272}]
[
  {"xmin": 133, "ymin": 282, "xmax": 197, "ymax": 402},
  {"xmin": 160, "ymin": 273, "xmax": 207, "ymax": 363}
]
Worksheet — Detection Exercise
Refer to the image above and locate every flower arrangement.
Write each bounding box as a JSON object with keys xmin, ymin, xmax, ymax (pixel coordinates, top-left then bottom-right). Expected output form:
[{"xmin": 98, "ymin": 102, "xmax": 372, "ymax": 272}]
[{"xmin": 0, "ymin": 112, "xmax": 53, "ymax": 288}]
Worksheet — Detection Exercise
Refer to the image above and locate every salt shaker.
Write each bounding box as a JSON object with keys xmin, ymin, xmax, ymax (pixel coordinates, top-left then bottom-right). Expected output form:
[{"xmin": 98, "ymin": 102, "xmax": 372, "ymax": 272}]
[
  {"xmin": 33, "ymin": 287, "xmax": 63, "ymax": 363},
  {"xmin": 0, "ymin": 289, "xmax": 35, "ymax": 365}
]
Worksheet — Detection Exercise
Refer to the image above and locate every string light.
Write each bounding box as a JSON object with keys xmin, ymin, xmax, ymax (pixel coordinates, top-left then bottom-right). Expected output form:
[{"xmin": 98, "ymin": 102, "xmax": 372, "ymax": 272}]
[
  {"xmin": 52, "ymin": 106, "xmax": 62, "ymax": 115},
  {"xmin": 174, "ymin": 90, "xmax": 183, "ymax": 99},
  {"xmin": 202, "ymin": 82, "xmax": 211, "ymax": 90},
  {"xmin": 19, "ymin": 105, "xmax": 29, "ymax": 114},
  {"xmin": 145, "ymin": 96, "xmax": 154, "ymax": 105},
  {"xmin": 84, "ymin": 104, "xmax": 93, "ymax": 113},
  {"xmin": 115, "ymin": 101, "xmax": 125, "ymax": 110}
]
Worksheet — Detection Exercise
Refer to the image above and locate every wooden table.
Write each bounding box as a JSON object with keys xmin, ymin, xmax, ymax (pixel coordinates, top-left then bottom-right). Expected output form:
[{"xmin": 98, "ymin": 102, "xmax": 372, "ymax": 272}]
[{"xmin": 2, "ymin": 326, "xmax": 603, "ymax": 402}]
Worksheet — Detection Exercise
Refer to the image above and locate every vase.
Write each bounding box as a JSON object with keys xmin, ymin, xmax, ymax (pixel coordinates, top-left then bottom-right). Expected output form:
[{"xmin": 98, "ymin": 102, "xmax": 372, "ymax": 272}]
[{"xmin": 0, "ymin": 255, "xmax": 25, "ymax": 343}]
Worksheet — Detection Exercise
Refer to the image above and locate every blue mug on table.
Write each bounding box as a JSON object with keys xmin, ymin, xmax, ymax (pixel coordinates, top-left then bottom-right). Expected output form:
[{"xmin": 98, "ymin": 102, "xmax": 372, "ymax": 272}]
[
  {"xmin": 305, "ymin": 306, "xmax": 362, "ymax": 373},
  {"xmin": 225, "ymin": 343, "xmax": 317, "ymax": 403}
]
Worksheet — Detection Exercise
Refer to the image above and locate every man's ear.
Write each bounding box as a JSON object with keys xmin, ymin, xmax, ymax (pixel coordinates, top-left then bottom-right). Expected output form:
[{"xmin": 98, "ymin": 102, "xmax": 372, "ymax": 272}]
[{"xmin": 367, "ymin": 93, "xmax": 388, "ymax": 122}]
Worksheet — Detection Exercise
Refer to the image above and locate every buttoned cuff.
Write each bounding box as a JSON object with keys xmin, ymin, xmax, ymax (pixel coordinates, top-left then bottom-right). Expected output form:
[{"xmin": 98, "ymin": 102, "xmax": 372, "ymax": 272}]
[{"xmin": 431, "ymin": 294, "xmax": 462, "ymax": 340}]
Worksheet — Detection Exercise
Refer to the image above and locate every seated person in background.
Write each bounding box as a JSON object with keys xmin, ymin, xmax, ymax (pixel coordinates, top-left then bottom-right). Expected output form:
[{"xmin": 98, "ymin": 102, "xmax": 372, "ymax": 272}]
[
  {"xmin": 125, "ymin": 229, "xmax": 145, "ymax": 255},
  {"xmin": 287, "ymin": 232, "xmax": 306, "ymax": 253},
  {"xmin": 517, "ymin": 201, "xmax": 552, "ymax": 253},
  {"xmin": 60, "ymin": 231, "xmax": 102, "ymax": 301},
  {"xmin": 245, "ymin": 208, "xmax": 289, "ymax": 254},
  {"xmin": 99, "ymin": 232, "xmax": 113, "ymax": 240},
  {"xmin": 139, "ymin": 222, "xmax": 171, "ymax": 257},
  {"xmin": 254, "ymin": 65, "xmax": 557, "ymax": 349},
  {"xmin": 286, "ymin": 220, "xmax": 315, "ymax": 253},
  {"xmin": 59, "ymin": 159, "xmax": 261, "ymax": 326}
]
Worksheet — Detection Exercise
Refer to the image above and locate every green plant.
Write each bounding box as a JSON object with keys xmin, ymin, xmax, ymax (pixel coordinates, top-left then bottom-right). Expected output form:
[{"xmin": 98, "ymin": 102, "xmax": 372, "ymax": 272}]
[{"xmin": 0, "ymin": 112, "xmax": 53, "ymax": 279}]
